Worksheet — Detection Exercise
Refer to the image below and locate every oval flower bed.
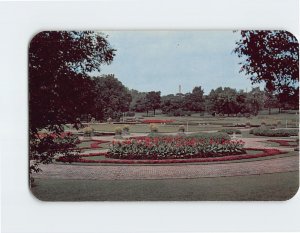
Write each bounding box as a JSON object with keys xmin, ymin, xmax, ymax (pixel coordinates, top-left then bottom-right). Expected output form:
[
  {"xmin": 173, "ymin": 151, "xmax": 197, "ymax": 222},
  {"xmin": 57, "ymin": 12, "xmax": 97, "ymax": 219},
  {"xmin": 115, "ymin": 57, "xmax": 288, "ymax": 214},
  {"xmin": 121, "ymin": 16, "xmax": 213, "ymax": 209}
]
[
  {"xmin": 56, "ymin": 148, "xmax": 285, "ymax": 164},
  {"xmin": 107, "ymin": 136, "xmax": 245, "ymax": 160}
]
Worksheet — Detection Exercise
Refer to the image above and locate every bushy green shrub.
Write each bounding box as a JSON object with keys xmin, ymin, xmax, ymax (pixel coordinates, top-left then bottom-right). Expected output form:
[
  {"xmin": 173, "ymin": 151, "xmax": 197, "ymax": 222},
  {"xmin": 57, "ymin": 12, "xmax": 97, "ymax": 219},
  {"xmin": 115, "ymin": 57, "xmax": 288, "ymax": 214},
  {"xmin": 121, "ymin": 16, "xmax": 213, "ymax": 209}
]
[
  {"xmin": 149, "ymin": 124, "xmax": 159, "ymax": 133},
  {"xmin": 178, "ymin": 125, "xmax": 185, "ymax": 132},
  {"xmin": 123, "ymin": 125, "xmax": 130, "ymax": 134},
  {"xmin": 115, "ymin": 127, "xmax": 122, "ymax": 135},
  {"xmin": 249, "ymin": 128, "xmax": 298, "ymax": 137},
  {"xmin": 219, "ymin": 128, "xmax": 242, "ymax": 135},
  {"xmin": 82, "ymin": 126, "xmax": 94, "ymax": 136}
]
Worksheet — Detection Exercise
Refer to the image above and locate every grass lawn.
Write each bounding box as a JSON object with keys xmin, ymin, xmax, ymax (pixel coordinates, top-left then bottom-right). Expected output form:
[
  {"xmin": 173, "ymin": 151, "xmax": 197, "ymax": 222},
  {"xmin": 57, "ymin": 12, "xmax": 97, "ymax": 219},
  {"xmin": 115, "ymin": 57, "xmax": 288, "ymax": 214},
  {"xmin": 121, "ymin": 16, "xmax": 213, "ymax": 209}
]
[
  {"xmin": 87, "ymin": 123, "xmax": 222, "ymax": 133},
  {"xmin": 31, "ymin": 171, "xmax": 299, "ymax": 201},
  {"xmin": 65, "ymin": 112, "xmax": 298, "ymax": 133}
]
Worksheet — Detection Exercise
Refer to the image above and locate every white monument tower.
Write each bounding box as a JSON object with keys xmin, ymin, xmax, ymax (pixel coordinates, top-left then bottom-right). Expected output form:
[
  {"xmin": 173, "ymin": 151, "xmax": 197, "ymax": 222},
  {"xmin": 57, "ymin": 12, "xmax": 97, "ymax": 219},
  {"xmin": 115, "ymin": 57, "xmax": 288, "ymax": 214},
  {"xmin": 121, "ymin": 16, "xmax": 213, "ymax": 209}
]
[{"xmin": 179, "ymin": 84, "xmax": 182, "ymax": 94}]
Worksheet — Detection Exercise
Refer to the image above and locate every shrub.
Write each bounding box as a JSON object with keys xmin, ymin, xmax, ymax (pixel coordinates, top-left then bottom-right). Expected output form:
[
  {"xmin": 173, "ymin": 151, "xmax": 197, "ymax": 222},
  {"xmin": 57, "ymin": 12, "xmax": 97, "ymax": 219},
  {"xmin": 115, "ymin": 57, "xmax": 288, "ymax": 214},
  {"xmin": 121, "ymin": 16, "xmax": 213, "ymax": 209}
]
[
  {"xmin": 115, "ymin": 127, "xmax": 122, "ymax": 135},
  {"xmin": 250, "ymin": 128, "xmax": 298, "ymax": 137},
  {"xmin": 149, "ymin": 124, "xmax": 159, "ymax": 133},
  {"xmin": 245, "ymin": 121, "xmax": 251, "ymax": 128},
  {"xmin": 185, "ymin": 111, "xmax": 192, "ymax": 116},
  {"xmin": 261, "ymin": 120, "xmax": 267, "ymax": 126},
  {"xmin": 123, "ymin": 125, "xmax": 130, "ymax": 131},
  {"xmin": 126, "ymin": 112, "xmax": 135, "ymax": 117},
  {"xmin": 82, "ymin": 127, "xmax": 94, "ymax": 136},
  {"xmin": 123, "ymin": 125, "xmax": 130, "ymax": 135},
  {"xmin": 219, "ymin": 129, "xmax": 242, "ymax": 135},
  {"xmin": 178, "ymin": 125, "xmax": 185, "ymax": 132}
]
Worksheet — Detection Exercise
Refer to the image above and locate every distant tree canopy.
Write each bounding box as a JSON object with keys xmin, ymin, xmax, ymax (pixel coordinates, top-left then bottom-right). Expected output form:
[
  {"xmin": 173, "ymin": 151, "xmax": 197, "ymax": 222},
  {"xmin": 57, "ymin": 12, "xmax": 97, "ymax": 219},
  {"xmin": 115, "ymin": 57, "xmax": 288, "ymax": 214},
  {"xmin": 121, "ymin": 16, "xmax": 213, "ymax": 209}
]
[
  {"xmin": 234, "ymin": 30, "xmax": 299, "ymax": 109},
  {"xmin": 92, "ymin": 74, "xmax": 132, "ymax": 120},
  {"xmin": 29, "ymin": 31, "xmax": 116, "ymax": 133},
  {"xmin": 160, "ymin": 87, "xmax": 205, "ymax": 116},
  {"xmin": 207, "ymin": 87, "xmax": 265, "ymax": 116},
  {"xmin": 145, "ymin": 91, "xmax": 161, "ymax": 116}
]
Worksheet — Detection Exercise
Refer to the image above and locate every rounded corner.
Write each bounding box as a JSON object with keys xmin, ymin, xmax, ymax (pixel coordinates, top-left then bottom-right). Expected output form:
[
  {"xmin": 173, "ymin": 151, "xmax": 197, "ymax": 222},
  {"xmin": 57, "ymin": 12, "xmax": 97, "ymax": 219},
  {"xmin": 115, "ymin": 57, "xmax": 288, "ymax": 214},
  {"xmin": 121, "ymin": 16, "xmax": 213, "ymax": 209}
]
[
  {"xmin": 280, "ymin": 30, "xmax": 299, "ymax": 45},
  {"xmin": 282, "ymin": 182, "xmax": 299, "ymax": 201},
  {"xmin": 29, "ymin": 184, "xmax": 48, "ymax": 202},
  {"xmin": 28, "ymin": 30, "xmax": 48, "ymax": 49}
]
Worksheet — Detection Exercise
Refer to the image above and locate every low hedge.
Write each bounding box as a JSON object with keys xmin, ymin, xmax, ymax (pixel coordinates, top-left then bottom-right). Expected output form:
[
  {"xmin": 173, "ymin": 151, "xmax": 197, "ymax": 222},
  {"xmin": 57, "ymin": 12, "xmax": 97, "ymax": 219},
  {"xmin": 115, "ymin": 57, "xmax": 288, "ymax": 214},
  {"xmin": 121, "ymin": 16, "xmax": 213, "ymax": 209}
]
[
  {"xmin": 219, "ymin": 129, "xmax": 242, "ymax": 135},
  {"xmin": 249, "ymin": 128, "xmax": 299, "ymax": 137}
]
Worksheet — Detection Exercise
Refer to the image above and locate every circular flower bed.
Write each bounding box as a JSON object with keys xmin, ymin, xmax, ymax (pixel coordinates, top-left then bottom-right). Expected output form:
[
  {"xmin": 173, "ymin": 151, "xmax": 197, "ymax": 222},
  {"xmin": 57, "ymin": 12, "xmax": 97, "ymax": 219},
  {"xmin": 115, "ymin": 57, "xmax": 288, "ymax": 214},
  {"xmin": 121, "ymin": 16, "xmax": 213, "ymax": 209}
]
[
  {"xmin": 107, "ymin": 136, "xmax": 245, "ymax": 160},
  {"xmin": 56, "ymin": 148, "xmax": 285, "ymax": 164}
]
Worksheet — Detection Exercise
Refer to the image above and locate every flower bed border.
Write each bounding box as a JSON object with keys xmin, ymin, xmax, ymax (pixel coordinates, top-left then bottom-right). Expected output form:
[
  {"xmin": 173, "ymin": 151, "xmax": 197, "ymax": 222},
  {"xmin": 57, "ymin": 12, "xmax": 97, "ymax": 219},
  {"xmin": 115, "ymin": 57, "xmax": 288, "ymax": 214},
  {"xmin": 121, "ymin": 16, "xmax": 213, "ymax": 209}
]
[{"xmin": 56, "ymin": 148, "xmax": 286, "ymax": 164}]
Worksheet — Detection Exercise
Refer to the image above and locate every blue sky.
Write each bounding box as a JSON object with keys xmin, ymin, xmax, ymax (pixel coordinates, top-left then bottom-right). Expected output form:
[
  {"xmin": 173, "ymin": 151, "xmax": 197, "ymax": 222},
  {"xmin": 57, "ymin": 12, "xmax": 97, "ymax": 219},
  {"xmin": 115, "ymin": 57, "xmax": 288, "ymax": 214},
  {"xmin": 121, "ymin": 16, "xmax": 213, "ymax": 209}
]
[{"xmin": 95, "ymin": 31, "xmax": 262, "ymax": 95}]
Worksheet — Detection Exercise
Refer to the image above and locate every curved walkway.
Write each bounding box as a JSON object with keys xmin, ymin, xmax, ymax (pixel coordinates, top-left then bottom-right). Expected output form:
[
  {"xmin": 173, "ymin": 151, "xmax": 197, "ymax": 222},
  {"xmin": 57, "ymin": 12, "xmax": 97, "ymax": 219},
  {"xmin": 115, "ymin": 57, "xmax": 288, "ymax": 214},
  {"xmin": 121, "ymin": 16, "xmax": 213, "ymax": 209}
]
[{"xmin": 34, "ymin": 154, "xmax": 298, "ymax": 181}]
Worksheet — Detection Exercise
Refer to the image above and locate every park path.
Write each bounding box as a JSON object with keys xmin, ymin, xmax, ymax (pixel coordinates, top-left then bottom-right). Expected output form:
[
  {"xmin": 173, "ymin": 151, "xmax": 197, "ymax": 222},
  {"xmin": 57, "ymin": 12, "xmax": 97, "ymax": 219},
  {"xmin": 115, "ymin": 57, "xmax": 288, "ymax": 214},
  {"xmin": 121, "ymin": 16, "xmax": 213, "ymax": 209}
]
[{"xmin": 33, "ymin": 155, "xmax": 298, "ymax": 181}]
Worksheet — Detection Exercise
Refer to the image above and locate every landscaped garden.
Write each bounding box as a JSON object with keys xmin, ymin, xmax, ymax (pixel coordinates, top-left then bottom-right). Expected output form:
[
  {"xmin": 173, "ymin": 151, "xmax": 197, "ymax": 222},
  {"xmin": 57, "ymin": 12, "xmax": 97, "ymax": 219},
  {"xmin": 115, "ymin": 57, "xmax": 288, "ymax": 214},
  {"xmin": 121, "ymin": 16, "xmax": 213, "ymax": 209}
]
[{"xmin": 28, "ymin": 31, "xmax": 299, "ymax": 201}]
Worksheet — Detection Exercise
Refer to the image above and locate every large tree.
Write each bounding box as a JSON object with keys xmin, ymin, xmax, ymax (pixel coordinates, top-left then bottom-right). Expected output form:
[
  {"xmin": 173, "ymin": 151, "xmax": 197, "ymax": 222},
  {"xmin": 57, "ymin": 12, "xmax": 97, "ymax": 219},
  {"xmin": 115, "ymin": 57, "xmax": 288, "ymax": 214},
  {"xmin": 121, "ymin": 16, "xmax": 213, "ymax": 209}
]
[
  {"xmin": 145, "ymin": 91, "xmax": 161, "ymax": 116},
  {"xmin": 29, "ymin": 31, "xmax": 115, "ymax": 179},
  {"xmin": 184, "ymin": 86, "xmax": 205, "ymax": 113},
  {"xmin": 92, "ymin": 74, "xmax": 132, "ymax": 120},
  {"xmin": 234, "ymin": 30, "xmax": 299, "ymax": 110}
]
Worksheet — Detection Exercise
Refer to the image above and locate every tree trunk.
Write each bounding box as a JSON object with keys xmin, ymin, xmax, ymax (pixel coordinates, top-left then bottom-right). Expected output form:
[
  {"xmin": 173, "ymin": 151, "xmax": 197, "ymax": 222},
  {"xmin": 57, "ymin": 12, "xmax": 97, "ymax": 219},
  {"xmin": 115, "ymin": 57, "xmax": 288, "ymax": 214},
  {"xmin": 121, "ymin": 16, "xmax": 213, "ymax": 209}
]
[
  {"xmin": 268, "ymin": 107, "xmax": 271, "ymax": 115},
  {"xmin": 153, "ymin": 109, "xmax": 155, "ymax": 116},
  {"xmin": 147, "ymin": 110, "xmax": 148, "ymax": 116}
]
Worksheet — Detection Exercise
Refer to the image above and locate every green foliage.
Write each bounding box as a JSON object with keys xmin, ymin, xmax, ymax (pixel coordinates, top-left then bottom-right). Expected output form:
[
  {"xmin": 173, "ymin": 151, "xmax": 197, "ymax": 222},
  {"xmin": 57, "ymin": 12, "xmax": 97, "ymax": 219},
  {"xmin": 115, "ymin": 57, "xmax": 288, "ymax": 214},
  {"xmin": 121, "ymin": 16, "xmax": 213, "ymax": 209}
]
[
  {"xmin": 29, "ymin": 31, "xmax": 115, "ymax": 179},
  {"xmin": 207, "ymin": 87, "xmax": 265, "ymax": 116},
  {"xmin": 115, "ymin": 127, "xmax": 123, "ymax": 135},
  {"xmin": 160, "ymin": 87, "xmax": 205, "ymax": 116},
  {"xmin": 249, "ymin": 128, "xmax": 299, "ymax": 137},
  {"xmin": 145, "ymin": 91, "xmax": 161, "ymax": 116},
  {"xmin": 219, "ymin": 129, "xmax": 242, "ymax": 135},
  {"xmin": 108, "ymin": 136, "xmax": 245, "ymax": 159},
  {"xmin": 178, "ymin": 125, "xmax": 185, "ymax": 132},
  {"xmin": 93, "ymin": 74, "xmax": 132, "ymax": 121},
  {"xmin": 234, "ymin": 30, "xmax": 299, "ymax": 109},
  {"xmin": 149, "ymin": 124, "xmax": 159, "ymax": 133},
  {"xmin": 29, "ymin": 132, "xmax": 79, "ymax": 185},
  {"xmin": 123, "ymin": 125, "xmax": 130, "ymax": 134},
  {"xmin": 82, "ymin": 126, "xmax": 94, "ymax": 136}
]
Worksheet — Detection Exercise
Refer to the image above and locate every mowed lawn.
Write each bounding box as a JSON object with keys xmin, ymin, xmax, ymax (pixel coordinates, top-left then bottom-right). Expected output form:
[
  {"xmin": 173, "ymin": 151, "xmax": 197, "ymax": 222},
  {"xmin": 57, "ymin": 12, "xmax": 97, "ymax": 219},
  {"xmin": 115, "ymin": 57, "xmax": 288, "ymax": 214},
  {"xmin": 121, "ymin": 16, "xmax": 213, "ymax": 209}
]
[
  {"xmin": 66, "ymin": 111, "xmax": 299, "ymax": 133},
  {"xmin": 31, "ymin": 171, "xmax": 299, "ymax": 201}
]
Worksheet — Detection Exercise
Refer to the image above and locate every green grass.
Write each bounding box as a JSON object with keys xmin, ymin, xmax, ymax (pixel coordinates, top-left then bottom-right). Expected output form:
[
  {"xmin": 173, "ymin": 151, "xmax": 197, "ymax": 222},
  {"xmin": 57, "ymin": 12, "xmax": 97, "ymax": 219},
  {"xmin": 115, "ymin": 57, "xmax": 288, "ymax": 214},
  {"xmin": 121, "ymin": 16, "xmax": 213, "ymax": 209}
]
[
  {"xmin": 87, "ymin": 123, "xmax": 222, "ymax": 133},
  {"xmin": 31, "ymin": 171, "xmax": 299, "ymax": 201},
  {"xmin": 66, "ymin": 112, "xmax": 299, "ymax": 133}
]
